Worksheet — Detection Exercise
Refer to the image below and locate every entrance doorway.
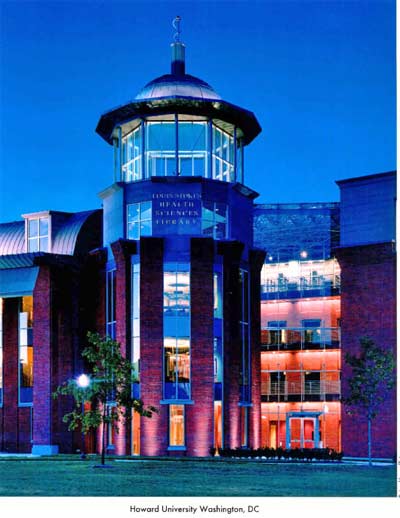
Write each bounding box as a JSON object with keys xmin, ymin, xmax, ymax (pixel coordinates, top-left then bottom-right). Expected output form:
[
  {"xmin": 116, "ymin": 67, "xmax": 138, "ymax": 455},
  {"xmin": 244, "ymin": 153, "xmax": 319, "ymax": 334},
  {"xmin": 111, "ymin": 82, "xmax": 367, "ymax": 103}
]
[{"xmin": 285, "ymin": 411, "xmax": 322, "ymax": 449}]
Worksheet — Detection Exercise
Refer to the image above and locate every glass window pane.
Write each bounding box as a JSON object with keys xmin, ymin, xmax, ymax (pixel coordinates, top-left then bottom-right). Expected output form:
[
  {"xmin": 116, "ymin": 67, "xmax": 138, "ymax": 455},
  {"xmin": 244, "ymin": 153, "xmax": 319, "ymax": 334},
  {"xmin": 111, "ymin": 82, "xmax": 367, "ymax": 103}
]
[
  {"xmin": 140, "ymin": 201, "xmax": 152, "ymax": 220},
  {"xmin": 39, "ymin": 218, "xmax": 48, "ymax": 236},
  {"xmin": 127, "ymin": 222, "xmax": 140, "ymax": 240},
  {"xmin": 164, "ymin": 338, "xmax": 176, "ymax": 382},
  {"xmin": 148, "ymin": 122, "xmax": 175, "ymax": 151},
  {"xmin": 215, "ymin": 222, "xmax": 226, "ymax": 239},
  {"xmin": 29, "ymin": 219, "xmax": 38, "ymax": 238},
  {"xmin": 39, "ymin": 237, "xmax": 48, "ymax": 252},
  {"xmin": 179, "ymin": 157, "xmax": 192, "ymax": 176},
  {"xmin": 128, "ymin": 203, "xmax": 140, "ymax": 222},
  {"xmin": 169, "ymin": 405, "xmax": 184, "ymax": 446},
  {"xmin": 193, "ymin": 156, "xmax": 205, "ymax": 176},
  {"xmin": 178, "ymin": 122, "xmax": 206, "ymax": 151},
  {"xmin": 176, "ymin": 338, "xmax": 190, "ymax": 382},
  {"xmin": 164, "ymin": 273, "xmax": 177, "ymax": 314},
  {"xmin": 215, "ymin": 203, "xmax": 226, "ymax": 219},
  {"xmin": 141, "ymin": 220, "xmax": 151, "ymax": 236}
]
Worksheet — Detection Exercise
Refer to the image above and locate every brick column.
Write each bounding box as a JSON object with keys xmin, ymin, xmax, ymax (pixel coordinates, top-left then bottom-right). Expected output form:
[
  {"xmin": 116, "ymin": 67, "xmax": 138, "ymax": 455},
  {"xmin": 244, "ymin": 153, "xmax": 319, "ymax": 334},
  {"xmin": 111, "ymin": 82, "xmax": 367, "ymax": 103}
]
[
  {"xmin": 248, "ymin": 249, "xmax": 266, "ymax": 449},
  {"xmin": 31, "ymin": 265, "xmax": 59, "ymax": 455},
  {"xmin": 139, "ymin": 237, "xmax": 167, "ymax": 456},
  {"xmin": 218, "ymin": 241, "xmax": 244, "ymax": 449},
  {"xmin": 186, "ymin": 238, "xmax": 214, "ymax": 456},
  {"xmin": 110, "ymin": 239, "xmax": 137, "ymax": 455},
  {"xmin": 2, "ymin": 298, "xmax": 19, "ymax": 452},
  {"xmin": 336, "ymin": 242, "xmax": 396, "ymax": 458},
  {"xmin": 51, "ymin": 266, "xmax": 80, "ymax": 453}
]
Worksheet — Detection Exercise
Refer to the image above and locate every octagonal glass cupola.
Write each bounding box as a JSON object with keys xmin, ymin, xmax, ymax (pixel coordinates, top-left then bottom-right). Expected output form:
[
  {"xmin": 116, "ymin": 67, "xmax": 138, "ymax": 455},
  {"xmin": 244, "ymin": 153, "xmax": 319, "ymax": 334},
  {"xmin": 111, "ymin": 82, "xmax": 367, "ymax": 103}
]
[{"xmin": 96, "ymin": 23, "xmax": 261, "ymax": 186}]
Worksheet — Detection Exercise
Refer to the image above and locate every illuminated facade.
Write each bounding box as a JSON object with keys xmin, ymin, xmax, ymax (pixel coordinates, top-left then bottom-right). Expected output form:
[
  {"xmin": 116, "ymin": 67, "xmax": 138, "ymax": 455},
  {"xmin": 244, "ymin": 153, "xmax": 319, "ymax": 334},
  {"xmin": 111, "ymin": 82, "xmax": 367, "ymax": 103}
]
[
  {"xmin": 254, "ymin": 204, "xmax": 342, "ymax": 451},
  {"xmin": 0, "ymin": 32, "xmax": 396, "ymax": 459}
]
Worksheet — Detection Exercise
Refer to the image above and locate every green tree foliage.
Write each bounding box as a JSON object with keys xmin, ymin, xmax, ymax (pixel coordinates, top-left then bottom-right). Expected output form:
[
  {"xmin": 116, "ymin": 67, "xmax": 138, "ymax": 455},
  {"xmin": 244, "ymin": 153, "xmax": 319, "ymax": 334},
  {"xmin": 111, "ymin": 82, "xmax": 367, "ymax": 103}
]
[
  {"xmin": 344, "ymin": 337, "xmax": 395, "ymax": 464},
  {"xmin": 53, "ymin": 332, "xmax": 157, "ymax": 464}
]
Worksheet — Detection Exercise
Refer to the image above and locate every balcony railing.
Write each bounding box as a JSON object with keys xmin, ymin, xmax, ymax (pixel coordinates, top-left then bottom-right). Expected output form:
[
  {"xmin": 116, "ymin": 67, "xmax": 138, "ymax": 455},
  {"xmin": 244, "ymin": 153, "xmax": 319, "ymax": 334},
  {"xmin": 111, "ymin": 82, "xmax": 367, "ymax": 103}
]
[
  {"xmin": 261, "ymin": 380, "xmax": 341, "ymax": 401},
  {"xmin": 261, "ymin": 274, "xmax": 340, "ymax": 300},
  {"xmin": 261, "ymin": 327, "xmax": 340, "ymax": 351}
]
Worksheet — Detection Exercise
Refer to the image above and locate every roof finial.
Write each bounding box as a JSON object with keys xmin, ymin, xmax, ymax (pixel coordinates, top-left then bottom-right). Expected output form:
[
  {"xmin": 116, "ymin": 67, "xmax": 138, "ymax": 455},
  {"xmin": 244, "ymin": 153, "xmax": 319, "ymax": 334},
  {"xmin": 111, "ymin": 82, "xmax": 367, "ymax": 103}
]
[
  {"xmin": 172, "ymin": 16, "xmax": 182, "ymax": 43},
  {"xmin": 170, "ymin": 16, "xmax": 185, "ymax": 76}
]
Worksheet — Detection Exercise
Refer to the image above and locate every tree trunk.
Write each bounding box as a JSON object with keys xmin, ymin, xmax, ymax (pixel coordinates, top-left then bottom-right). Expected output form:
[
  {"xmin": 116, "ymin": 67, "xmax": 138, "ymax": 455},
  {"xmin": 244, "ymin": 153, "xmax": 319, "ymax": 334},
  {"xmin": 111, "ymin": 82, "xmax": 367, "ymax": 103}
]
[
  {"xmin": 367, "ymin": 416, "xmax": 372, "ymax": 466},
  {"xmin": 101, "ymin": 404, "xmax": 107, "ymax": 465}
]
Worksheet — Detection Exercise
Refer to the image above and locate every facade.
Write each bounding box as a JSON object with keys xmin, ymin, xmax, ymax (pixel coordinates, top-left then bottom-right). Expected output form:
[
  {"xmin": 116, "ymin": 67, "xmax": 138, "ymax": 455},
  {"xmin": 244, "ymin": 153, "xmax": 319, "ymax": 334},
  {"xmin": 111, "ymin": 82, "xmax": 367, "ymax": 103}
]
[
  {"xmin": 335, "ymin": 171, "xmax": 396, "ymax": 458},
  {"xmin": 0, "ymin": 35, "xmax": 396, "ymax": 458},
  {"xmin": 254, "ymin": 203, "xmax": 341, "ymax": 451}
]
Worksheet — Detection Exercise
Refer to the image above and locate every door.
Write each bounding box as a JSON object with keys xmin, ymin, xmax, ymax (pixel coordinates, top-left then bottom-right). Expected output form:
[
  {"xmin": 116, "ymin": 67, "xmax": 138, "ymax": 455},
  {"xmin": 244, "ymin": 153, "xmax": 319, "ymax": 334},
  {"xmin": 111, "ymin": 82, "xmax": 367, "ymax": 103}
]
[{"xmin": 269, "ymin": 422, "xmax": 277, "ymax": 448}]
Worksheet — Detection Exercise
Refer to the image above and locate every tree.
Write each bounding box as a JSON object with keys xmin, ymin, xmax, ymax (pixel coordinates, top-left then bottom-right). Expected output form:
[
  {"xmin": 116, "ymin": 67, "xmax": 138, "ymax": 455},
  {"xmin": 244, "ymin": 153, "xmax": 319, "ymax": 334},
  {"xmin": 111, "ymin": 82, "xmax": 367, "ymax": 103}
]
[
  {"xmin": 53, "ymin": 332, "xmax": 157, "ymax": 465},
  {"xmin": 344, "ymin": 337, "xmax": 395, "ymax": 465}
]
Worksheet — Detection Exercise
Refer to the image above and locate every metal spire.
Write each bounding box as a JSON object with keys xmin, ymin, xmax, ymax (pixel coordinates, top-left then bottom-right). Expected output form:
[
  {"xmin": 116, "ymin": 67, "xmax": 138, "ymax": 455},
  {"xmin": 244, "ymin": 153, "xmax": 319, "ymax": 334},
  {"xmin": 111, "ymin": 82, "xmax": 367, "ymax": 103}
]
[
  {"xmin": 171, "ymin": 16, "xmax": 185, "ymax": 75},
  {"xmin": 172, "ymin": 15, "xmax": 182, "ymax": 43}
]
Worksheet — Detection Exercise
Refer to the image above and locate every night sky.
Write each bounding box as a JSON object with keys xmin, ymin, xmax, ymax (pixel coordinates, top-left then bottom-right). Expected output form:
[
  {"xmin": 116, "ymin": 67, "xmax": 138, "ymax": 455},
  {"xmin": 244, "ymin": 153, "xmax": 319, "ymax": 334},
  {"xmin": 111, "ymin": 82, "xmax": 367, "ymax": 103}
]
[{"xmin": 0, "ymin": 0, "xmax": 396, "ymax": 222}]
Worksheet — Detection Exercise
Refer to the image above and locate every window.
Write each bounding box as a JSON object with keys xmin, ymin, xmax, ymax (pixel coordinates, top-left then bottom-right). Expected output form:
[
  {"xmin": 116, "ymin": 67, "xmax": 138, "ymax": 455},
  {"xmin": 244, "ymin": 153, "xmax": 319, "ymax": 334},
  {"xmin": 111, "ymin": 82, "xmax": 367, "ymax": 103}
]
[
  {"xmin": 127, "ymin": 201, "xmax": 152, "ymax": 240},
  {"xmin": 214, "ymin": 265, "xmax": 223, "ymax": 405},
  {"xmin": 132, "ymin": 261, "xmax": 140, "ymax": 381},
  {"xmin": 304, "ymin": 371, "xmax": 321, "ymax": 395},
  {"xmin": 122, "ymin": 125, "xmax": 142, "ymax": 181},
  {"xmin": 169, "ymin": 405, "xmax": 185, "ymax": 447},
  {"xmin": 146, "ymin": 121, "xmax": 177, "ymax": 177},
  {"xmin": 19, "ymin": 296, "xmax": 33, "ymax": 405},
  {"xmin": 269, "ymin": 371, "xmax": 286, "ymax": 395},
  {"xmin": 267, "ymin": 320, "xmax": 287, "ymax": 346},
  {"xmin": 214, "ymin": 337, "xmax": 223, "ymax": 384},
  {"xmin": 163, "ymin": 264, "xmax": 190, "ymax": 400},
  {"xmin": 106, "ymin": 268, "xmax": 116, "ymax": 339},
  {"xmin": 178, "ymin": 122, "xmax": 207, "ymax": 177},
  {"xmin": 240, "ymin": 406, "xmax": 249, "ymax": 447},
  {"xmin": 27, "ymin": 217, "xmax": 49, "ymax": 252},
  {"xmin": 239, "ymin": 269, "xmax": 250, "ymax": 402},
  {"xmin": 212, "ymin": 125, "xmax": 234, "ymax": 182},
  {"xmin": 213, "ymin": 271, "xmax": 223, "ymax": 318},
  {"xmin": 202, "ymin": 202, "xmax": 228, "ymax": 239},
  {"xmin": 302, "ymin": 319, "xmax": 322, "ymax": 345}
]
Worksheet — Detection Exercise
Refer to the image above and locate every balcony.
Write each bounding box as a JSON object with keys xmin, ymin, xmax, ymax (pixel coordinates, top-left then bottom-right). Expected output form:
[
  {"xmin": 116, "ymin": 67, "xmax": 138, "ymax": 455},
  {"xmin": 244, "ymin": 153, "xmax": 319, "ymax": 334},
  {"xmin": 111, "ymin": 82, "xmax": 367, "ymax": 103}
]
[
  {"xmin": 261, "ymin": 327, "xmax": 340, "ymax": 351},
  {"xmin": 261, "ymin": 379, "xmax": 341, "ymax": 402},
  {"xmin": 261, "ymin": 274, "xmax": 340, "ymax": 301}
]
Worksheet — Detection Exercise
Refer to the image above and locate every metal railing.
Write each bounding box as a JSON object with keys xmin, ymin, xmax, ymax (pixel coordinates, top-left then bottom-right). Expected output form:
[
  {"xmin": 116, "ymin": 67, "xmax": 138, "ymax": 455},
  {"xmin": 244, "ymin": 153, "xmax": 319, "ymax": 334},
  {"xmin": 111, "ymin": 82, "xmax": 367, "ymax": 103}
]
[
  {"xmin": 261, "ymin": 274, "xmax": 340, "ymax": 300},
  {"xmin": 261, "ymin": 327, "xmax": 340, "ymax": 350},
  {"xmin": 261, "ymin": 380, "xmax": 340, "ymax": 397}
]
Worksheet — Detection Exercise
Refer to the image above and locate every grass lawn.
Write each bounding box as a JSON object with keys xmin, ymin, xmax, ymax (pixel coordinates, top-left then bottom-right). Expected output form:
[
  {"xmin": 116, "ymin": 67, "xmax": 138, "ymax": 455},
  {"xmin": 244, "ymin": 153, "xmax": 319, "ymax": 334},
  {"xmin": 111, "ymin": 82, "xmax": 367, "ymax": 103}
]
[{"xmin": 0, "ymin": 457, "xmax": 396, "ymax": 497}]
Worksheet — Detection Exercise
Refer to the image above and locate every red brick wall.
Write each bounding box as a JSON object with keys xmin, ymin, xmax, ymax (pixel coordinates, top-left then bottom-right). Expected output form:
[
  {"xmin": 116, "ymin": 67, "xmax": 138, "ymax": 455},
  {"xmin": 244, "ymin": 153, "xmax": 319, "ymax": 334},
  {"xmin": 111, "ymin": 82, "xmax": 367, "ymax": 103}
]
[
  {"xmin": 336, "ymin": 242, "xmax": 396, "ymax": 458},
  {"xmin": 186, "ymin": 238, "xmax": 214, "ymax": 456},
  {"xmin": 1, "ymin": 297, "xmax": 32, "ymax": 452},
  {"xmin": 32, "ymin": 263, "xmax": 81, "ymax": 453},
  {"xmin": 32, "ymin": 266, "xmax": 53, "ymax": 449},
  {"xmin": 139, "ymin": 237, "xmax": 168, "ymax": 456}
]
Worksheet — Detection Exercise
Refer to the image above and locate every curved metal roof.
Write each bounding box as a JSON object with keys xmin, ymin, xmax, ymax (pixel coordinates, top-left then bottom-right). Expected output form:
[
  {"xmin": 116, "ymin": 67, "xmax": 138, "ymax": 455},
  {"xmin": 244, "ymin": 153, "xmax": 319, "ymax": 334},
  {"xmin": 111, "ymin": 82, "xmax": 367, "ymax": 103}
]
[
  {"xmin": 0, "ymin": 221, "xmax": 25, "ymax": 255},
  {"xmin": 0, "ymin": 210, "xmax": 101, "ymax": 257},
  {"xmin": 135, "ymin": 73, "xmax": 221, "ymax": 101},
  {"xmin": 96, "ymin": 96, "xmax": 261, "ymax": 146},
  {"xmin": 52, "ymin": 210, "xmax": 99, "ymax": 255}
]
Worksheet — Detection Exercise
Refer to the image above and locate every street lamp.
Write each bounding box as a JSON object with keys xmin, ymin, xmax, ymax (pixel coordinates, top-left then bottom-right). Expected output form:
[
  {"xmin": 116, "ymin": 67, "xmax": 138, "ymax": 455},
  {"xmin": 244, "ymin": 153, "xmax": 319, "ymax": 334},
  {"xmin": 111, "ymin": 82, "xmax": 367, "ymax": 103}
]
[
  {"xmin": 76, "ymin": 373, "xmax": 91, "ymax": 459},
  {"xmin": 77, "ymin": 373, "xmax": 90, "ymax": 388}
]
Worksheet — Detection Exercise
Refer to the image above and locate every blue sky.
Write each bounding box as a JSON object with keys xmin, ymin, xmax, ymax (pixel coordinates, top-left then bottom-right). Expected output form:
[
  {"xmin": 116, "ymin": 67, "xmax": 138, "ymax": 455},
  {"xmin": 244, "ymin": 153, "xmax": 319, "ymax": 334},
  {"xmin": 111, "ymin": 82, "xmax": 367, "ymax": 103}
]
[{"xmin": 0, "ymin": 0, "xmax": 396, "ymax": 222}]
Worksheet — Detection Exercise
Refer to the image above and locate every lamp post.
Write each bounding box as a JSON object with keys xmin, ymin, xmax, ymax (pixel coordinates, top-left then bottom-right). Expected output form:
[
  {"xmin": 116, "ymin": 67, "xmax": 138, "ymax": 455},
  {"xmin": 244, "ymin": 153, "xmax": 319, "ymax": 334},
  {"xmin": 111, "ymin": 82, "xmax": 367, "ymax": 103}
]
[{"xmin": 76, "ymin": 373, "xmax": 90, "ymax": 459}]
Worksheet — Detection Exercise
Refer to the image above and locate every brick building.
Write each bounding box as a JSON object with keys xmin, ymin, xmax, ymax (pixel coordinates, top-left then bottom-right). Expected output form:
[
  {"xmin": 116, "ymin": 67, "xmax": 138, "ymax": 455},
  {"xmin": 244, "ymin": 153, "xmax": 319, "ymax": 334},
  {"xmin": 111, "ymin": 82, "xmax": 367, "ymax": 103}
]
[{"xmin": 0, "ymin": 35, "xmax": 396, "ymax": 458}]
